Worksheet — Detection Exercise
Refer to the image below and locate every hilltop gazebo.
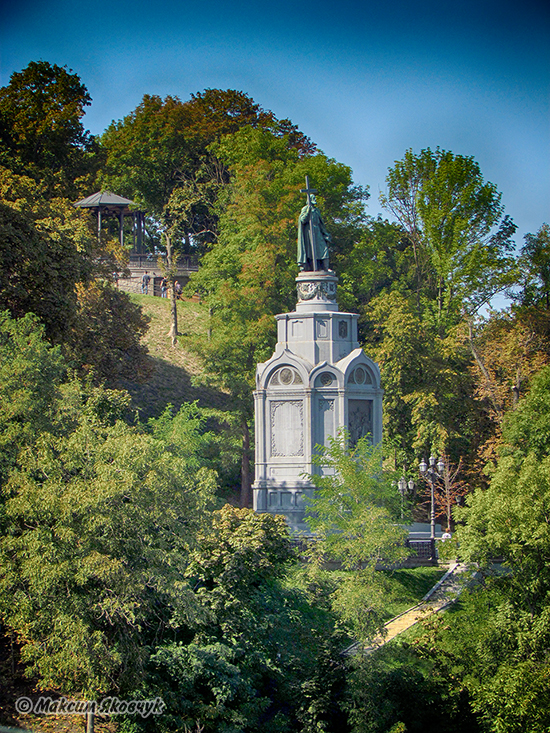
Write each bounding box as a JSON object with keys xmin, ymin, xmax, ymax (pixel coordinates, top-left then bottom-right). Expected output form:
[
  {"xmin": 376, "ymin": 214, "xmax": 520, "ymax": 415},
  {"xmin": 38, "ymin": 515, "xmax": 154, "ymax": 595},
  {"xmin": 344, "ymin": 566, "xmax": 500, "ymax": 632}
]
[{"xmin": 73, "ymin": 191, "xmax": 145, "ymax": 250}]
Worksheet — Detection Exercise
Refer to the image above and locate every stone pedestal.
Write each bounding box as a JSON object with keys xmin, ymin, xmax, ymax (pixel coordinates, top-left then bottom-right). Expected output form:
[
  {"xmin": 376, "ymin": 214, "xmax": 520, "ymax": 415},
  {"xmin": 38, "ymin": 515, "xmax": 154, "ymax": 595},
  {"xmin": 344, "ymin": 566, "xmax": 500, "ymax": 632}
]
[{"xmin": 253, "ymin": 270, "xmax": 383, "ymax": 533}]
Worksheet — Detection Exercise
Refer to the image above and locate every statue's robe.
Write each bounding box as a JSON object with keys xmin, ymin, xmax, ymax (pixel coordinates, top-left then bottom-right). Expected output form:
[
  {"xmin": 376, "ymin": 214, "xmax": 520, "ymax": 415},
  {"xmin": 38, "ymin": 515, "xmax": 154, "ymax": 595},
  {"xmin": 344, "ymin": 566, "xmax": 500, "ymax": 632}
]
[{"xmin": 297, "ymin": 204, "xmax": 331, "ymax": 270}]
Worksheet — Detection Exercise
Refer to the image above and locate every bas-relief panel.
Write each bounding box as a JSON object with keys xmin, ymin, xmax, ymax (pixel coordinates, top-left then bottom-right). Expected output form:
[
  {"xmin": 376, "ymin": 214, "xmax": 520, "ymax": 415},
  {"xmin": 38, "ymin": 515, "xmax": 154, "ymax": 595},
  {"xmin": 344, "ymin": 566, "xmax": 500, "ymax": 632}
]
[
  {"xmin": 270, "ymin": 467, "xmax": 302, "ymax": 478},
  {"xmin": 348, "ymin": 399, "xmax": 373, "ymax": 447},
  {"xmin": 270, "ymin": 400, "xmax": 304, "ymax": 457},
  {"xmin": 316, "ymin": 319, "xmax": 328, "ymax": 339}
]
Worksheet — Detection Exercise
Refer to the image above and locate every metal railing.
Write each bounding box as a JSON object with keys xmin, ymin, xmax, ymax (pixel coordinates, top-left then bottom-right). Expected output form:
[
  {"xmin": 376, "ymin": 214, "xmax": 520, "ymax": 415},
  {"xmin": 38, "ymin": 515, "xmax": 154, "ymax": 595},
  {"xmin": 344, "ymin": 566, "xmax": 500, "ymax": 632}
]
[{"xmin": 128, "ymin": 254, "xmax": 199, "ymax": 271}]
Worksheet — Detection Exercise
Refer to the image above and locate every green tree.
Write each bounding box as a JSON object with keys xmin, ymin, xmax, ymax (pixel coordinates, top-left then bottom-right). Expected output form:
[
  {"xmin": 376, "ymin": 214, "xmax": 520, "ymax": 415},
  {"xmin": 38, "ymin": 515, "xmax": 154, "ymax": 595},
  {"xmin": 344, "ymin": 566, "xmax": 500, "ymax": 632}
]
[
  {"xmin": 101, "ymin": 90, "xmax": 316, "ymax": 349},
  {"xmin": 0, "ymin": 379, "xmax": 218, "ymax": 697},
  {"xmin": 101, "ymin": 94, "xmax": 194, "ymax": 221},
  {"xmin": 0, "ymin": 60, "xmax": 98, "ymax": 195},
  {"xmin": 459, "ymin": 365, "xmax": 550, "ymax": 577},
  {"xmin": 410, "ymin": 366, "xmax": 550, "ymax": 732},
  {"xmin": 348, "ymin": 148, "xmax": 517, "ymax": 476},
  {"xmin": 305, "ymin": 432, "xmax": 407, "ymax": 642},
  {"xmin": 148, "ymin": 401, "xmax": 241, "ymax": 491},
  {"xmin": 100, "ymin": 89, "xmax": 315, "ymax": 253},
  {"xmin": 413, "ymin": 581, "xmax": 550, "ymax": 733},
  {"xmin": 366, "ymin": 291, "xmax": 477, "ymax": 463},
  {"xmin": 185, "ymin": 504, "xmax": 293, "ymax": 629},
  {"xmin": 465, "ymin": 307, "xmax": 550, "ymax": 471},
  {"xmin": 0, "ymin": 314, "xmax": 218, "ymax": 697},
  {"xmin": 515, "ymin": 223, "xmax": 550, "ymax": 309},
  {"xmin": 187, "ymin": 126, "xmax": 367, "ymax": 505},
  {"xmin": 152, "ymin": 505, "xmax": 291, "ymax": 732},
  {"xmin": 69, "ymin": 279, "xmax": 150, "ymax": 385},
  {"xmin": 0, "ymin": 311, "xmax": 65, "ymax": 484},
  {"xmin": 344, "ymin": 643, "xmax": 479, "ymax": 733},
  {"xmin": 0, "ymin": 166, "xmax": 152, "ymax": 382},
  {"xmin": 380, "ymin": 147, "xmax": 517, "ymax": 323},
  {"xmin": 335, "ymin": 217, "xmax": 416, "ymax": 326},
  {"xmin": 0, "ymin": 167, "xmax": 94, "ymax": 342},
  {"xmin": 150, "ymin": 505, "xmax": 346, "ymax": 733}
]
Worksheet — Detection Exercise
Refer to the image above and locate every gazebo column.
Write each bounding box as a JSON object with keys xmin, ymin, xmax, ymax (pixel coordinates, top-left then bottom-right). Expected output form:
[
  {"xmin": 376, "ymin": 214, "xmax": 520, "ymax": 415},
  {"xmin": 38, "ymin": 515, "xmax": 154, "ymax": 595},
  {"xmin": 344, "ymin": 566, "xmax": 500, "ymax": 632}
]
[{"xmin": 119, "ymin": 208, "xmax": 124, "ymax": 248}]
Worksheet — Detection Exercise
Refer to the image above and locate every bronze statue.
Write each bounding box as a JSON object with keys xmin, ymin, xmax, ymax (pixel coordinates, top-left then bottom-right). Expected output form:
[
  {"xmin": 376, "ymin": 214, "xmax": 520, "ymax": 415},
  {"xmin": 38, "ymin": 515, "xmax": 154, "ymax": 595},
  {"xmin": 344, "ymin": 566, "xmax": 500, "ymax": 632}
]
[{"xmin": 297, "ymin": 177, "xmax": 331, "ymax": 271}]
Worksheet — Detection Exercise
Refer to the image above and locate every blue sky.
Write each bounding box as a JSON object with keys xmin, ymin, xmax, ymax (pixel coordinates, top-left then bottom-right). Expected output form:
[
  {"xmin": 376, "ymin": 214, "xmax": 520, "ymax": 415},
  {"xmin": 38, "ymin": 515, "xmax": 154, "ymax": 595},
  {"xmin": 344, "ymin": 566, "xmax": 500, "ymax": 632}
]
[{"xmin": 1, "ymin": 0, "xmax": 549, "ymax": 253}]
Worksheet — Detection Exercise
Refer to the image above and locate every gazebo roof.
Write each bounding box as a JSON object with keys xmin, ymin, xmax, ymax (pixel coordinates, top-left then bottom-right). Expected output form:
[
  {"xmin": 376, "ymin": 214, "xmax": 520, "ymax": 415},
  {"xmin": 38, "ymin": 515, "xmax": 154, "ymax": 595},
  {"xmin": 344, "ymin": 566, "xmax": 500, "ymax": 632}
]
[{"xmin": 73, "ymin": 191, "xmax": 136, "ymax": 213}]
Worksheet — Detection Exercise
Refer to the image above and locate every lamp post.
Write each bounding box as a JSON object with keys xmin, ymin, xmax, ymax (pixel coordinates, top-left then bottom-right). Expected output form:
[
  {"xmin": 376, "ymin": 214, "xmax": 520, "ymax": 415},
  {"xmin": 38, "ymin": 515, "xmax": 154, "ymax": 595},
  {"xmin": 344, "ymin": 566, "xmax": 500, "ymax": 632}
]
[
  {"xmin": 419, "ymin": 455, "xmax": 445, "ymax": 563},
  {"xmin": 397, "ymin": 476, "xmax": 415, "ymax": 520}
]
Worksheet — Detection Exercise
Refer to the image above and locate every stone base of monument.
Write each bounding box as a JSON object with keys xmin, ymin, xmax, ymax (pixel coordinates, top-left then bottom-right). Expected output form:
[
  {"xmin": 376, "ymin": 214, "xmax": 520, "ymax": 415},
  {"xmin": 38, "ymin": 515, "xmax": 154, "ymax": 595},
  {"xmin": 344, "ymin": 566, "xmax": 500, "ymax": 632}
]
[
  {"xmin": 253, "ymin": 481, "xmax": 314, "ymax": 534},
  {"xmin": 253, "ymin": 269, "xmax": 383, "ymax": 534}
]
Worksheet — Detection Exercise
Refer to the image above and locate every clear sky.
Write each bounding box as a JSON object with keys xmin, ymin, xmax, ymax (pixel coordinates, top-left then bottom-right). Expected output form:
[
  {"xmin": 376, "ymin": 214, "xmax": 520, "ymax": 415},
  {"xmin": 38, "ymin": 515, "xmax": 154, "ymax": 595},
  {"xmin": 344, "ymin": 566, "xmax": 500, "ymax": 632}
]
[{"xmin": 1, "ymin": 0, "xmax": 549, "ymax": 251}]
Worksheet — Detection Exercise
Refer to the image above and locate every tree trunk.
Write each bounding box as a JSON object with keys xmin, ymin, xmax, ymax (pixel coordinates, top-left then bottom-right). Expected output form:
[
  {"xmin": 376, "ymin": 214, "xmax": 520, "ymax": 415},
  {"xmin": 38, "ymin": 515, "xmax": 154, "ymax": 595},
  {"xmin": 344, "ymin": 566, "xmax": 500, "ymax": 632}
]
[
  {"xmin": 467, "ymin": 320, "xmax": 504, "ymax": 421},
  {"xmin": 512, "ymin": 368, "xmax": 521, "ymax": 405},
  {"xmin": 165, "ymin": 233, "xmax": 178, "ymax": 347},
  {"xmin": 170, "ymin": 283, "xmax": 178, "ymax": 347},
  {"xmin": 240, "ymin": 419, "xmax": 251, "ymax": 508},
  {"xmin": 10, "ymin": 631, "xmax": 15, "ymax": 675}
]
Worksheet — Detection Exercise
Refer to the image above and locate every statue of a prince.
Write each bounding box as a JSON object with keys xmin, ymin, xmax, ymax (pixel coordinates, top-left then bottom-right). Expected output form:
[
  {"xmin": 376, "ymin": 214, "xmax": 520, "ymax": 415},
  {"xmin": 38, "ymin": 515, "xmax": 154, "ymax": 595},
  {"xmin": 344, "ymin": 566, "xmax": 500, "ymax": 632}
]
[{"xmin": 297, "ymin": 176, "xmax": 331, "ymax": 272}]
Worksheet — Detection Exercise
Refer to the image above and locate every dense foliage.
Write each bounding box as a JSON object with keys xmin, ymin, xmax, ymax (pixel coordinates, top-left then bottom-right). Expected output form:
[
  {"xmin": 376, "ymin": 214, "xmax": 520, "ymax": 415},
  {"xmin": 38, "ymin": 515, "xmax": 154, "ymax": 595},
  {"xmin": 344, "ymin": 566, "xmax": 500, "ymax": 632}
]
[
  {"xmin": 392, "ymin": 366, "xmax": 550, "ymax": 733},
  {"xmin": 1, "ymin": 57, "xmax": 550, "ymax": 733},
  {"xmin": 0, "ymin": 61, "xmax": 99, "ymax": 195},
  {"xmin": 184, "ymin": 126, "xmax": 367, "ymax": 503}
]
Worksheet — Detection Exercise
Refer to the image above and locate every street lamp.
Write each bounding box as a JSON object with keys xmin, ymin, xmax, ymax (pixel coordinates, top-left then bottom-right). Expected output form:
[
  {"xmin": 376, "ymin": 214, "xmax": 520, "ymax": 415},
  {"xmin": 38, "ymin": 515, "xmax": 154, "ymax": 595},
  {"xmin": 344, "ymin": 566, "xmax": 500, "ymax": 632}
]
[
  {"xmin": 419, "ymin": 455, "xmax": 445, "ymax": 563},
  {"xmin": 397, "ymin": 476, "xmax": 415, "ymax": 520}
]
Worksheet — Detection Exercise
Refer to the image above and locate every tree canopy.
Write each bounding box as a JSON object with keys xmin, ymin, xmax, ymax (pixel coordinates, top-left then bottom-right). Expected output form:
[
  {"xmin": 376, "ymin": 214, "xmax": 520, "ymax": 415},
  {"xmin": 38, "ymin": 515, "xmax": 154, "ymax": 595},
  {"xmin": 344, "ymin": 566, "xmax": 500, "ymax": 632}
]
[
  {"xmin": 0, "ymin": 61, "xmax": 98, "ymax": 195},
  {"xmin": 305, "ymin": 433, "xmax": 407, "ymax": 642},
  {"xmin": 0, "ymin": 313, "xmax": 218, "ymax": 697},
  {"xmin": 2, "ymin": 56, "xmax": 550, "ymax": 733},
  {"xmin": 186, "ymin": 125, "xmax": 368, "ymax": 504},
  {"xmin": 380, "ymin": 147, "xmax": 517, "ymax": 322},
  {"xmin": 516, "ymin": 223, "xmax": 550, "ymax": 309},
  {"xmin": 100, "ymin": 89, "xmax": 315, "ymax": 254},
  {"xmin": 405, "ymin": 367, "xmax": 550, "ymax": 733},
  {"xmin": 0, "ymin": 167, "xmax": 94, "ymax": 341}
]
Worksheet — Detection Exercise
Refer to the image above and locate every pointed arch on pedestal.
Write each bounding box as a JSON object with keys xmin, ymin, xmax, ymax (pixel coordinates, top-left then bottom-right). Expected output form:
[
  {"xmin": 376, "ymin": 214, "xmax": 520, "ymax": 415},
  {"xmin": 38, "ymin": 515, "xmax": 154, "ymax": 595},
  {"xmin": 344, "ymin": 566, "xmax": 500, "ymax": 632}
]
[{"xmin": 256, "ymin": 349, "xmax": 312, "ymax": 391}]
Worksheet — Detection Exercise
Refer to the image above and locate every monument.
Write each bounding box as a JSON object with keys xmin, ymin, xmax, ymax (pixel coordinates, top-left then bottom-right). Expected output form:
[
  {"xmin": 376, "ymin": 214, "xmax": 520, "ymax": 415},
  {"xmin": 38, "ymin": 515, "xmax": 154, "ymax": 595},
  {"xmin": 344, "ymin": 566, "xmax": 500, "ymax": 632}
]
[{"xmin": 252, "ymin": 177, "xmax": 383, "ymax": 532}]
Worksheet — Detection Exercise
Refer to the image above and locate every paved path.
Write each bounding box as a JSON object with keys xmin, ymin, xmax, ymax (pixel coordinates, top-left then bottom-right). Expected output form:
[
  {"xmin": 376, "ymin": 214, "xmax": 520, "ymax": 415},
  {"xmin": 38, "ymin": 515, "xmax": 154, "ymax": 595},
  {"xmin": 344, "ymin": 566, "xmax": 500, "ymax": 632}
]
[{"xmin": 343, "ymin": 563, "xmax": 475, "ymax": 656}]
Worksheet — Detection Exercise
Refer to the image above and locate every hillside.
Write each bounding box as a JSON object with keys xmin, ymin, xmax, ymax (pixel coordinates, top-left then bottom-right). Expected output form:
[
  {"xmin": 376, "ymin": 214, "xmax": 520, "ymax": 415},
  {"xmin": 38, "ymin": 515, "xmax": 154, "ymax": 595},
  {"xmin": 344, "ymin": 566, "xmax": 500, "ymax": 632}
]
[{"xmin": 119, "ymin": 293, "xmax": 232, "ymax": 421}]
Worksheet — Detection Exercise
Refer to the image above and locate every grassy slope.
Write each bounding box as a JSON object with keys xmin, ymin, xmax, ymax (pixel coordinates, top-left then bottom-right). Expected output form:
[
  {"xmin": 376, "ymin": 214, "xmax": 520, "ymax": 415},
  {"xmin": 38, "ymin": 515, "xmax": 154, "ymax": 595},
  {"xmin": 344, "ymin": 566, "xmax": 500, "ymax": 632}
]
[
  {"xmin": 382, "ymin": 566, "xmax": 447, "ymax": 618},
  {"xmin": 119, "ymin": 294, "xmax": 232, "ymax": 421}
]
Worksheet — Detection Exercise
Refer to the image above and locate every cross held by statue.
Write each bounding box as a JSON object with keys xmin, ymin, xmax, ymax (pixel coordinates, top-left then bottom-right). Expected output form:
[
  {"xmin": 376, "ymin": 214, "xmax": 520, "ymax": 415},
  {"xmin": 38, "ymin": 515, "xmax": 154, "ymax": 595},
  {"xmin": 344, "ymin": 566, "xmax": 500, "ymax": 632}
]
[{"xmin": 300, "ymin": 176, "xmax": 317, "ymax": 207}]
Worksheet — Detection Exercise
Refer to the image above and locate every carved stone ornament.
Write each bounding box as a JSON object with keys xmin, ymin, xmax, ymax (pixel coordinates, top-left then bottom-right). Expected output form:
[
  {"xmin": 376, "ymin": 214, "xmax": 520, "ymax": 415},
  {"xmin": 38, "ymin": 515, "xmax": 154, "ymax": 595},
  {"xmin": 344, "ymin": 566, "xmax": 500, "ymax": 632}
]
[
  {"xmin": 297, "ymin": 280, "xmax": 337, "ymax": 302},
  {"xmin": 271, "ymin": 400, "xmax": 304, "ymax": 456},
  {"xmin": 348, "ymin": 366, "xmax": 372, "ymax": 385},
  {"xmin": 319, "ymin": 372, "xmax": 334, "ymax": 386},
  {"xmin": 270, "ymin": 367, "xmax": 303, "ymax": 386}
]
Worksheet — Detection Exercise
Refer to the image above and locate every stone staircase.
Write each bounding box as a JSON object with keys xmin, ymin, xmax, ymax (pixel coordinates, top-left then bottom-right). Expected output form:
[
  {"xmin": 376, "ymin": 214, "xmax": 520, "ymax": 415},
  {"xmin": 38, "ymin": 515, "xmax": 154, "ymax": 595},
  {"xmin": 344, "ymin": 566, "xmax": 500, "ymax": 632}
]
[{"xmin": 343, "ymin": 563, "xmax": 477, "ymax": 656}]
